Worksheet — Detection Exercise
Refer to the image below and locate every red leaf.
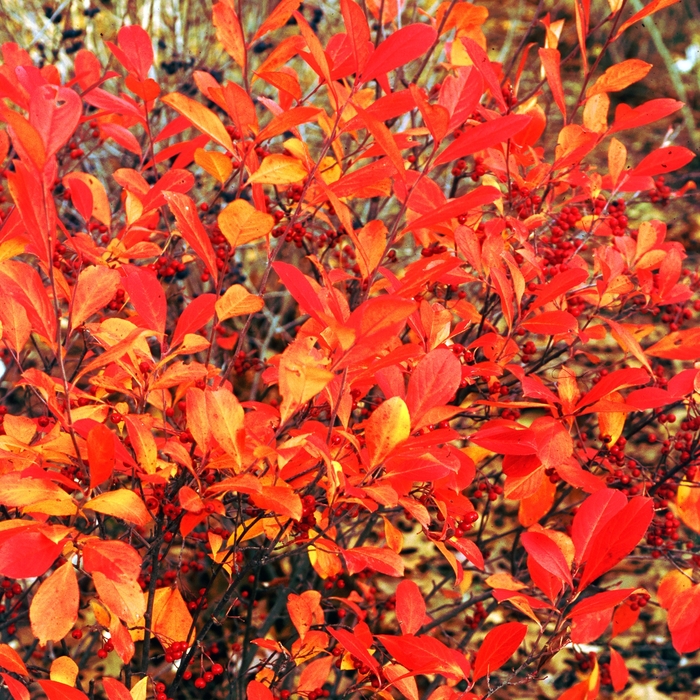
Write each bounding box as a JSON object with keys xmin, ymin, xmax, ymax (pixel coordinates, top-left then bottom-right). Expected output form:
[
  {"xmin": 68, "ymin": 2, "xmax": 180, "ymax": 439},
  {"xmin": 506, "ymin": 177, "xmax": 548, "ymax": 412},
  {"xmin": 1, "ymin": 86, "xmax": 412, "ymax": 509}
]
[
  {"xmin": 171, "ymin": 293, "xmax": 217, "ymax": 348},
  {"xmin": 164, "ymin": 192, "xmax": 219, "ymax": 283},
  {"xmin": 539, "ymin": 48, "xmax": 567, "ymax": 119},
  {"xmin": 667, "ymin": 584, "xmax": 700, "ymax": 654},
  {"xmin": 340, "ymin": 0, "xmax": 372, "ymax": 75},
  {"xmin": 102, "ymin": 678, "xmax": 133, "ymax": 700},
  {"xmin": 575, "ymin": 368, "xmax": 649, "ymax": 412},
  {"xmin": 343, "ymin": 546, "xmax": 404, "ymax": 577},
  {"xmin": 87, "ymin": 422, "xmax": 115, "ymax": 488},
  {"xmin": 29, "ymin": 84, "xmax": 82, "ymax": 159},
  {"xmin": 438, "ymin": 66, "xmax": 483, "ymax": 135},
  {"xmin": 521, "ymin": 532, "xmax": 573, "ymax": 587},
  {"xmin": 460, "ymin": 37, "xmax": 507, "ymax": 112},
  {"xmin": 395, "ymin": 580, "xmax": 427, "ymax": 635},
  {"xmin": 121, "ymin": 264, "xmax": 167, "ymax": 337},
  {"xmin": 578, "ymin": 497, "xmax": 654, "ymax": 590},
  {"xmin": 117, "ymin": 26, "xmax": 153, "ymax": 81},
  {"xmin": 530, "ymin": 268, "xmax": 589, "ymax": 310},
  {"xmin": 1, "ymin": 674, "xmax": 29, "ymax": 700},
  {"xmin": 38, "ymin": 679, "xmax": 89, "ymax": 700},
  {"xmin": 377, "ymin": 634, "xmax": 470, "ymax": 680},
  {"xmin": 631, "ymin": 146, "xmax": 694, "ymax": 177},
  {"xmin": 568, "ymin": 589, "xmax": 635, "ymax": 619},
  {"xmin": 0, "ymin": 529, "xmax": 63, "ymax": 578},
  {"xmin": 571, "ymin": 489, "xmax": 627, "ymax": 564},
  {"xmin": 328, "ymin": 627, "xmax": 379, "ymax": 673},
  {"xmin": 360, "ymin": 24, "xmax": 437, "ymax": 85},
  {"xmin": 406, "ymin": 348, "xmax": 462, "ymax": 428},
  {"xmin": 609, "ymin": 647, "xmax": 629, "ymax": 692},
  {"xmin": 403, "ymin": 185, "xmax": 500, "ymax": 231},
  {"xmin": 521, "ymin": 310, "xmax": 578, "ymax": 335},
  {"xmin": 272, "ymin": 262, "xmax": 326, "ymax": 322},
  {"xmin": 433, "ymin": 113, "xmax": 532, "ymax": 166},
  {"xmin": 610, "ymin": 98, "xmax": 684, "ymax": 133},
  {"xmin": 473, "ymin": 622, "xmax": 527, "ymax": 681}
]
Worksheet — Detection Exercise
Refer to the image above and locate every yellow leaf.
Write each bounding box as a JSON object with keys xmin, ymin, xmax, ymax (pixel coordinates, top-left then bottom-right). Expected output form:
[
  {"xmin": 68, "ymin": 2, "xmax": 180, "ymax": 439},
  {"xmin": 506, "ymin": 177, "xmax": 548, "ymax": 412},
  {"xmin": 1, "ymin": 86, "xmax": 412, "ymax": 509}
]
[
  {"xmin": 365, "ymin": 396, "xmax": 410, "ymax": 468},
  {"xmin": 215, "ymin": 285, "xmax": 265, "ymax": 321},
  {"xmin": 30, "ymin": 562, "xmax": 79, "ymax": 644},
  {"xmin": 130, "ymin": 677, "xmax": 149, "ymax": 700},
  {"xmin": 247, "ymin": 154, "xmax": 307, "ymax": 185},
  {"xmin": 194, "ymin": 148, "xmax": 233, "ymax": 184},
  {"xmin": 84, "ymin": 491, "xmax": 152, "ymax": 527},
  {"xmin": 218, "ymin": 199, "xmax": 274, "ymax": 248},
  {"xmin": 161, "ymin": 93, "xmax": 234, "ymax": 153},
  {"xmin": 0, "ymin": 238, "xmax": 27, "ymax": 263},
  {"xmin": 49, "ymin": 656, "xmax": 79, "ymax": 686}
]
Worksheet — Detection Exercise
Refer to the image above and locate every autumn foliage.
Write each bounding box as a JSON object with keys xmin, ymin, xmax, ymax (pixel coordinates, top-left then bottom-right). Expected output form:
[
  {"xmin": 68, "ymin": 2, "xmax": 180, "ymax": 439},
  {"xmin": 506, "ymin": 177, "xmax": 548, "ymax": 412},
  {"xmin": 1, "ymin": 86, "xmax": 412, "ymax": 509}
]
[{"xmin": 0, "ymin": 0, "xmax": 698, "ymax": 698}]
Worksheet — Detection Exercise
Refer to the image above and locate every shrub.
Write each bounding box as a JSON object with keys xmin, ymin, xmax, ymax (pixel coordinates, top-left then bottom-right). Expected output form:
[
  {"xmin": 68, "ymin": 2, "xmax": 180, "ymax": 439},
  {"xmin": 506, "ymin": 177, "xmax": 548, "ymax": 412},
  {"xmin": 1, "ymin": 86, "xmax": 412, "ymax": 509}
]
[{"xmin": 0, "ymin": 1, "xmax": 697, "ymax": 699}]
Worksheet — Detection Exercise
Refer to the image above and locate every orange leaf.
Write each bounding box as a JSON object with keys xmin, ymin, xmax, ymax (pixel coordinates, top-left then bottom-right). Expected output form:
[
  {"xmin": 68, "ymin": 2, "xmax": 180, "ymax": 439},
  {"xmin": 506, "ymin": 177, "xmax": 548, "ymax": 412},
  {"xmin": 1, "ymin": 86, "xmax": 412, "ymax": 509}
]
[
  {"xmin": 70, "ymin": 265, "xmax": 121, "ymax": 328},
  {"xmin": 30, "ymin": 562, "xmax": 79, "ymax": 644},
  {"xmin": 614, "ymin": 0, "xmax": 680, "ymax": 39},
  {"xmin": 161, "ymin": 92, "xmax": 234, "ymax": 153},
  {"xmin": 87, "ymin": 423, "xmax": 115, "ymax": 488},
  {"xmin": 252, "ymin": 0, "xmax": 303, "ymax": 41},
  {"xmin": 164, "ymin": 192, "xmax": 220, "ymax": 284},
  {"xmin": 84, "ymin": 490, "xmax": 152, "ymax": 527},
  {"xmin": 587, "ymin": 59, "xmax": 652, "ymax": 97},
  {"xmin": 151, "ymin": 587, "xmax": 194, "ymax": 646},
  {"xmin": 218, "ymin": 199, "xmax": 274, "ymax": 249},
  {"xmin": 206, "ymin": 388, "xmax": 245, "ymax": 465},
  {"xmin": 0, "ymin": 644, "xmax": 28, "ymax": 676},
  {"xmin": 215, "ymin": 284, "xmax": 264, "ymax": 321},
  {"xmin": 194, "ymin": 148, "xmax": 233, "ymax": 184},
  {"xmin": 82, "ymin": 539, "xmax": 142, "ymax": 583},
  {"xmin": 212, "ymin": 1, "xmax": 246, "ymax": 68},
  {"xmin": 343, "ymin": 546, "xmax": 404, "ymax": 577},
  {"xmin": 287, "ymin": 590, "xmax": 321, "ymax": 641},
  {"xmin": 124, "ymin": 415, "xmax": 158, "ymax": 475}
]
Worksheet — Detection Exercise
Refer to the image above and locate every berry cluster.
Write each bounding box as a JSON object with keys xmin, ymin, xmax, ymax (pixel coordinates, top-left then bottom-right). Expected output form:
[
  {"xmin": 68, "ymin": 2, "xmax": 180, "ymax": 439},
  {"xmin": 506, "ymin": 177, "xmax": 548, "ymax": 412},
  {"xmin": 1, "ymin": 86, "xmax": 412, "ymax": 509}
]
[
  {"xmin": 154, "ymin": 255, "xmax": 187, "ymax": 280},
  {"xmin": 293, "ymin": 495, "xmax": 317, "ymax": 538},
  {"xmin": 464, "ymin": 600, "xmax": 487, "ymax": 629},
  {"xmin": 649, "ymin": 176, "xmax": 673, "ymax": 204},
  {"xmin": 510, "ymin": 184, "xmax": 543, "ymax": 219}
]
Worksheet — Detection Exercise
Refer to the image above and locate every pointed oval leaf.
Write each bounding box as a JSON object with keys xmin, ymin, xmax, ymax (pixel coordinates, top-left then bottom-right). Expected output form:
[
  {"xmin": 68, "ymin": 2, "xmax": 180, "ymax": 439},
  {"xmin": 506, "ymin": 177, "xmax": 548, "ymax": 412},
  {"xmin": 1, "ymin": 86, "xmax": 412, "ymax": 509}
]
[
  {"xmin": 473, "ymin": 622, "xmax": 527, "ymax": 681},
  {"xmin": 30, "ymin": 562, "xmax": 79, "ymax": 644}
]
